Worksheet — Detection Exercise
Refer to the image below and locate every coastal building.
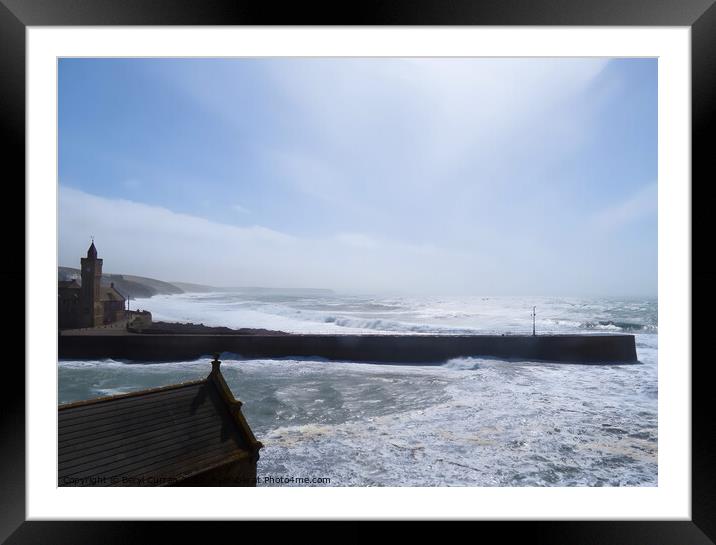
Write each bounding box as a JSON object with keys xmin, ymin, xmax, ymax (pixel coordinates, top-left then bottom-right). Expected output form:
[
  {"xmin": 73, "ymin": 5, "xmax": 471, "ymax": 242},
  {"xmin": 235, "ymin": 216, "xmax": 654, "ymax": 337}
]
[
  {"xmin": 58, "ymin": 241, "xmax": 127, "ymax": 329},
  {"xmin": 58, "ymin": 279, "xmax": 82, "ymax": 329},
  {"xmin": 58, "ymin": 356, "xmax": 263, "ymax": 487}
]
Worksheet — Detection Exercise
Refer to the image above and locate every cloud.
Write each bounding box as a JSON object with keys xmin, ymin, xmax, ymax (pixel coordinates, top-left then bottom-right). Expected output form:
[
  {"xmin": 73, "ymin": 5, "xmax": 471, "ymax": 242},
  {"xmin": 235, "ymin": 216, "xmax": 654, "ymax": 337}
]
[
  {"xmin": 59, "ymin": 181, "xmax": 657, "ymax": 296},
  {"xmin": 591, "ymin": 183, "xmax": 657, "ymax": 232},
  {"xmin": 166, "ymin": 58, "xmax": 610, "ymax": 204},
  {"xmin": 264, "ymin": 58, "xmax": 609, "ymax": 170},
  {"xmin": 334, "ymin": 233, "xmax": 378, "ymax": 249},
  {"xmin": 59, "ymin": 186, "xmax": 496, "ymax": 293}
]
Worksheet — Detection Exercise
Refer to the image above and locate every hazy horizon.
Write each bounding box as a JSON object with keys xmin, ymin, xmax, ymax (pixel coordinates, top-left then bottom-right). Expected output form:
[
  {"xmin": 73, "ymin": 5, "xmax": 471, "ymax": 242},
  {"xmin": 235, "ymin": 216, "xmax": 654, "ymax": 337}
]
[
  {"xmin": 59, "ymin": 58, "xmax": 657, "ymax": 297},
  {"xmin": 57, "ymin": 256, "xmax": 657, "ymax": 300}
]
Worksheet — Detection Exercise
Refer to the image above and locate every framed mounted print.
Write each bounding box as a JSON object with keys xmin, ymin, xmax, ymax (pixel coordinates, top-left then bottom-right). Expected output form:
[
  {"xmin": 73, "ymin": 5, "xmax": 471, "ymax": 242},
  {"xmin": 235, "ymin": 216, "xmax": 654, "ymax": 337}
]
[{"xmin": 3, "ymin": 0, "xmax": 712, "ymax": 542}]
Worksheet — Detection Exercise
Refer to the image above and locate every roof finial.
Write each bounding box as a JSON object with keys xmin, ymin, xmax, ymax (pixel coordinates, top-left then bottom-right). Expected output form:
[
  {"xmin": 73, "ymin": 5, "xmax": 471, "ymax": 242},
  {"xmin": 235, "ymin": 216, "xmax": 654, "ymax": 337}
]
[
  {"xmin": 87, "ymin": 237, "xmax": 98, "ymax": 258},
  {"xmin": 211, "ymin": 353, "xmax": 221, "ymax": 374}
]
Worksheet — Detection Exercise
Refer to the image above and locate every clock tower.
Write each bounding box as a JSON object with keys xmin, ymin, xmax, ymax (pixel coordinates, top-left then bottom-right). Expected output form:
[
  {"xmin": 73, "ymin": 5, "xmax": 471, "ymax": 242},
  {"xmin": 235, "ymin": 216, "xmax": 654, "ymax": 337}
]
[{"xmin": 80, "ymin": 240, "xmax": 104, "ymax": 327}]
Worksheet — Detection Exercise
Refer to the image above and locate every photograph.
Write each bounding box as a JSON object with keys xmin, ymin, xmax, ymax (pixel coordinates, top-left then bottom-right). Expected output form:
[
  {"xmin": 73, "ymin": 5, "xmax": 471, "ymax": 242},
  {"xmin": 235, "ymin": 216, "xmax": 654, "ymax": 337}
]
[{"xmin": 56, "ymin": 56, "xmax": 658, "ymax": 488}]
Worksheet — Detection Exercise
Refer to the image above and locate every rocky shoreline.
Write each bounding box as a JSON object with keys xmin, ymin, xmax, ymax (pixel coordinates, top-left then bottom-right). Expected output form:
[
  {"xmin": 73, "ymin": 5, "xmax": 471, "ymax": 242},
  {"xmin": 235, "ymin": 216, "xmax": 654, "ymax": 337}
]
[{"xmin": 134, "ymin": 321, "xmax": 288, "ymax": 336}]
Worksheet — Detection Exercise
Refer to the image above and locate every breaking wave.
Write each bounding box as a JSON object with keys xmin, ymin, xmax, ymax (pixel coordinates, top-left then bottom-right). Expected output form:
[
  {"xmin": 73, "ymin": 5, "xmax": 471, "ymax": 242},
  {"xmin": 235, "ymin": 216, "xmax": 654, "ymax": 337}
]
[
  {"xmin": 580, "ymin": 320, "xmax": 657, "ymax": 333},
  {"xmin": 322, "ymin": 315, "xmax": 479, "ymax": 335},
  {"xmin": 139, "ymin": 292, "xmax": 658, "ymax": 337}
]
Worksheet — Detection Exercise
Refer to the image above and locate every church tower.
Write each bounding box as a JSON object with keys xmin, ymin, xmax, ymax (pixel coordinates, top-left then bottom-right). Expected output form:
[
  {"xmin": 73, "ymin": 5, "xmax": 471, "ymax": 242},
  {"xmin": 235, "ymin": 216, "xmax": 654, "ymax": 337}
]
[{"xmin": 80, "ymin": 240, "xmax": 104, "ymax": 327}]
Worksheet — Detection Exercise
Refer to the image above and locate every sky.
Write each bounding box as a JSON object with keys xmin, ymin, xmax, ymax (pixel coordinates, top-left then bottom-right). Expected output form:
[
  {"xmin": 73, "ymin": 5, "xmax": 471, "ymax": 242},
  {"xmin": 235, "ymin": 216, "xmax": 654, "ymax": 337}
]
[{"xmin": 58, "ymin": 58, "xmax": 657, "ymax": 296}]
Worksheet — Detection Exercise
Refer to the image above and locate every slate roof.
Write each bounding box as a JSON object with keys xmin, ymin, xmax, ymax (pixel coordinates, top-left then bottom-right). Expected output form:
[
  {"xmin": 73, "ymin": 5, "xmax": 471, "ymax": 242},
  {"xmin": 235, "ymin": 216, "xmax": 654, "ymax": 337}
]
[
  {"xmin": 57, "ymin": 280, "xmax": 125, "ymax": 302},
  {"xmin": 100, "ymin": 285, "xmax": 125, "ymax": 302},
  {"xmin": 58, "ymin": 359, "xmax": 262, "ymax": 487}
]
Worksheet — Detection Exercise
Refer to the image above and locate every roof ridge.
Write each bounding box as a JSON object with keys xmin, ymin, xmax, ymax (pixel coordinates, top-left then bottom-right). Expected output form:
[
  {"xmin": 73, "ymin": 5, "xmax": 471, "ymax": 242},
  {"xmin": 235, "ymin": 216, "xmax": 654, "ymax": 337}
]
[
  {"xmin": 58, "ymin": 378, "xmax": 207, "ymax": 410},
  {"xmin": 208, "ymin": 356, "xmax": 264, "ymax": 454}
]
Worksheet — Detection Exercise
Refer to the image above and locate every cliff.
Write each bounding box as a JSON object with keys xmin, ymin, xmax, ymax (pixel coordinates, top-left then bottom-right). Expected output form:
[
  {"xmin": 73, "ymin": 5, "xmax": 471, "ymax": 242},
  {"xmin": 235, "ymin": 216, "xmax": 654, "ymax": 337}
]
[
  {"xmin": 58, "ymin": 267, "xmax": 335, "ymax": 300},
  {"xmin": 58, "ymin": 267, "xmax": 185, "ymax": 299}
]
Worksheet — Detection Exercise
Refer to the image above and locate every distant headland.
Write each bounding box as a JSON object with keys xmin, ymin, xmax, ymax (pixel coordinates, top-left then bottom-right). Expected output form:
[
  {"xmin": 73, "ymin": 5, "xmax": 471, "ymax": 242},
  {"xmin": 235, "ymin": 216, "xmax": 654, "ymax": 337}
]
[{"xmin": 59, "ymin": 246, "xmax": 334, "ymax": 301}]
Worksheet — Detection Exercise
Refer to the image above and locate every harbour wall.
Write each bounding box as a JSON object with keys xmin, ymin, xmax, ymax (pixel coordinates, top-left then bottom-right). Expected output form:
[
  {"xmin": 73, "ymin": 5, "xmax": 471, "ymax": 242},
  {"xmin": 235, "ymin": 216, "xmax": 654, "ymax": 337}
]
[{"xmin": 58, "ymin": 333, "xmax": 638, "ymax": 364}]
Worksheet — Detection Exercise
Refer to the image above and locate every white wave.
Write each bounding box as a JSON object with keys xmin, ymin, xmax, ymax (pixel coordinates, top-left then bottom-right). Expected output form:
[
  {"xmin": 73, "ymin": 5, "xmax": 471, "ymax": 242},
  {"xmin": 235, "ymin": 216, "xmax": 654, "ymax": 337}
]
[
  {"xmin": 442, "ymin": 357, "xmax": 484, "ymax": 370},
  {"xmin": 136, "ymin": 292, "xmax": 657, "ymax": 338},
  {"xmin": 322, "ymin": 315, "xmax": 479, "ymax": 334}
]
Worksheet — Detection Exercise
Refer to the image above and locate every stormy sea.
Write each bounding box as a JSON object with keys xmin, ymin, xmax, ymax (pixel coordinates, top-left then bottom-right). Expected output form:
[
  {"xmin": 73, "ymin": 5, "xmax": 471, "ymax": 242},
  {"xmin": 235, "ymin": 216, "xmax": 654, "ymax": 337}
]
[{"xmin": 58, "ymin": 293, "xmax": 658, "ymax": 487}]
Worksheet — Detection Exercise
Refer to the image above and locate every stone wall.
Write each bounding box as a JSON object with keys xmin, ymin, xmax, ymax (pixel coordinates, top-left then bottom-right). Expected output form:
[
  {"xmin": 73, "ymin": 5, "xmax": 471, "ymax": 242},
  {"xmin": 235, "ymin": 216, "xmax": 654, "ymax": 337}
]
[{"xmin": 59, "ymin": 333, "xmax": 638, "ymax": 364}]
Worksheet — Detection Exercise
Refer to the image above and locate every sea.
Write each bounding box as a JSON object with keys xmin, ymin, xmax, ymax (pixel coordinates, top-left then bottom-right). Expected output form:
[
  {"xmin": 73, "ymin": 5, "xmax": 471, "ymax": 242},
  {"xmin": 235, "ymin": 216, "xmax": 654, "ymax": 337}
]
[{"xmin": 58, "ymin": 292, "xmax": 658, "ymax": 487}]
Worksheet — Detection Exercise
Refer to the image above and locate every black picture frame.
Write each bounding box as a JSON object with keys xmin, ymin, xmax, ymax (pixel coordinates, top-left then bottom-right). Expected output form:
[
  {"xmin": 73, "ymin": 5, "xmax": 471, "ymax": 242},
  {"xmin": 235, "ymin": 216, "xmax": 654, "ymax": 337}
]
[{"xmin": 3, "ymin": 0, "xmax": 712, "ymax": 541}]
